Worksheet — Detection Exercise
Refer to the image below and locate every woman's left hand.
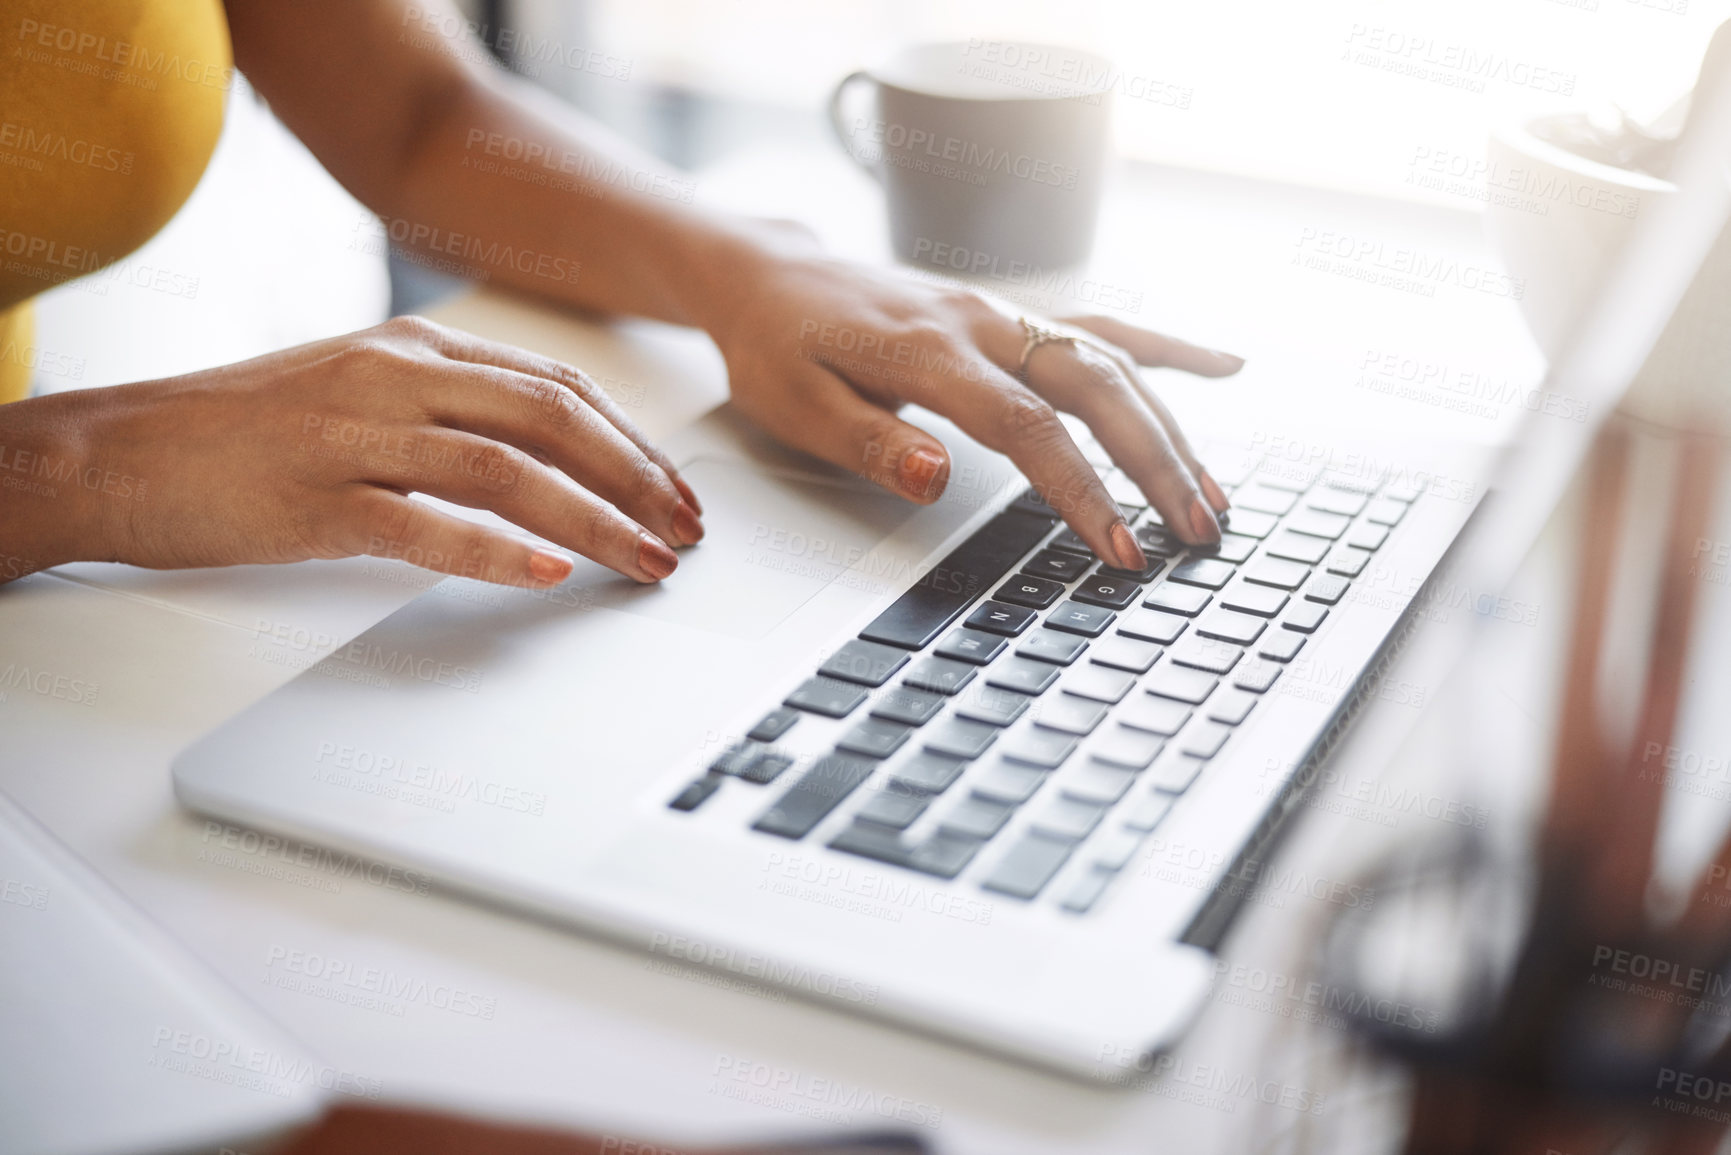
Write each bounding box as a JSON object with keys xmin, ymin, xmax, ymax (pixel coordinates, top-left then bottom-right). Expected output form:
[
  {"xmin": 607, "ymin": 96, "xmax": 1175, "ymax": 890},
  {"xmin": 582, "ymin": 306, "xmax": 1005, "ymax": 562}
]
[{"xmin": 696, "ymin": 246, "xmax": 1243, "ymax": 573}]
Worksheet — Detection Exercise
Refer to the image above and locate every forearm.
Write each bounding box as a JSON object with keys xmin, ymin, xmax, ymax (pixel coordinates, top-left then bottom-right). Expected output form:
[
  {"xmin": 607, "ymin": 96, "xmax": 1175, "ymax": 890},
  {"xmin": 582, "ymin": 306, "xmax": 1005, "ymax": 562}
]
[
  {"xmin": 0, "ymin": 390, "xmax": 125, "ymax": 578},
  {"xmin": 375, "ymin": 71, "xmax": 806, "ymax": 331}
]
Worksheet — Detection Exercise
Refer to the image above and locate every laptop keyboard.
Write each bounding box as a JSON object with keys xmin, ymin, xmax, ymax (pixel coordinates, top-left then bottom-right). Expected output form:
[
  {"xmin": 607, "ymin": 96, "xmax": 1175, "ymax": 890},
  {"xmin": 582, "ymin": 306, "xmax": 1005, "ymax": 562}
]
[{"xmin": 669, "ymin": 445, "xmax": 1420, "ymax": 913}]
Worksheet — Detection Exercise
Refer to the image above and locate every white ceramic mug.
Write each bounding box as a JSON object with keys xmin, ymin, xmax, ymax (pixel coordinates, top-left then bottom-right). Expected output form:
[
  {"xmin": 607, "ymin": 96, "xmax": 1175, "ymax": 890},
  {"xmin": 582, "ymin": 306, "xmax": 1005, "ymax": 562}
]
[{"xmin": 829, "ymin": 41, "xmax": 1114, "ymax": 271}]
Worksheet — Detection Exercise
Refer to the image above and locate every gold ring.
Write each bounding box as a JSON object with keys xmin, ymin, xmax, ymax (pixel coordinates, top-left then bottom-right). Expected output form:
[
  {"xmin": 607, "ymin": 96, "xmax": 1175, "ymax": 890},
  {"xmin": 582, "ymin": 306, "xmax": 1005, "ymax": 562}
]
[{"xmin": 1017, "ymin": 317, "xmax": 1076, "ymax": 381}]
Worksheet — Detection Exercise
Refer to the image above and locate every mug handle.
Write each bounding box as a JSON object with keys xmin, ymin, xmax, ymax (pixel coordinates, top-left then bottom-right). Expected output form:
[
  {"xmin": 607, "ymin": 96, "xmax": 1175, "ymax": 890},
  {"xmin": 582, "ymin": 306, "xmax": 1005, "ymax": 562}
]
[{"xmin": 827, "ymin": 70, "xmax": 882, "ymax": 183}]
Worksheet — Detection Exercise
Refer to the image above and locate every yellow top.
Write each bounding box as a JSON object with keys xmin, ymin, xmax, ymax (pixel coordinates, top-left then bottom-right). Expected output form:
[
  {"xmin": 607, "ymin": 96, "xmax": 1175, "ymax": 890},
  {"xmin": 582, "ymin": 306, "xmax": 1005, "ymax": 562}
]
[{"xmin": 0, "ymin": 0, "xmax": 230, "ymax": 402}]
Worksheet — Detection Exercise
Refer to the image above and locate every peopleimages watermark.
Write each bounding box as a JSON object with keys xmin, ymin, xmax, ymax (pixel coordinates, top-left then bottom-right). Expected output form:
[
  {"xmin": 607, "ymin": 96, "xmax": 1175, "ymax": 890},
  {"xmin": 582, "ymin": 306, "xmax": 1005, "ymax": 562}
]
[
  {"xmin": 1341, "ymin": 24, "xmax": 1576, "ymax": 96},
  {"xmin": 1406, "ymin": 144, "xmax": 1643, "ymax": 220},
  {"xmin": 1137, "ymin": 835, "xmax": 1377, "ymax": 912},
  {"xmin": 311, "ymin": 740, "xmax": 547, "ymax": 816},
  {"xmin": 351, "ymin": 214, "xmax": 583, "ymax": 285},
  {"xmin": 0, "ymin": 662, "xmax": 100, "ymax": 707},
  {"xmin": 398, "ymin": 5, "xmax": 634, "ymax": 83},
  {"xmin": 956, "ymin": 39, "xmax": 1194, "ymax": 109},
  {"xmin": 759, "ymin": 849, "xmax": 994, "ymax": 926},
  {"xmin": 1293, "ymin": 227, "xmax": 1525, "ymax": 301},
  {"xmin": 0, "ymin": 118, "xmax": 133, "ymax": 175},
  {"xmin": 1354, "ymin": 347, "xmax": 1589, "ymax": 425},
  {"xmin": 197, "ymin": 820, "xmax": 432, "ymax": 896},
  {"xmin": 263, "ymin": 944, "xmax": 499, "ymax": 1020},
  {"xmin": 1093, "ymin": 1046, "xmax": 1329, "ymax": 1114},
  {"xmin": 907, "ymin": 237, "xmax": 1146, "ymax": 313},
  {"xmin": 846, "ymin": 117, "xmax": 1080, "ymax": 189},
  {"xmin": 460, "ymin": 129, "xmax": 695, "ymax": 204},
  {"xmin": 0, "ymin": 874, "xmax": 50, "ymax": 912},
  {"xmin": 1212, "ymin": 958, "xmax": 1442, "ymax": 1034},
  {"xmin": 14, "ymin": 17, "xmax": 235, "ymax": 93},
  {"xmin": 647, "ymin": 932, "xmax": 880, "ymax": 1006},
  {"xmin": 148, "ymin": 1026, "xmax": 381, "ymax": 1100},
  {"xmin": 1258, "ymin": 757, "xmax": 1489, "ymax": 830},
  {"xmin": 709, "ymin": 1054, "xmax": 944, "ymax": 1129}
]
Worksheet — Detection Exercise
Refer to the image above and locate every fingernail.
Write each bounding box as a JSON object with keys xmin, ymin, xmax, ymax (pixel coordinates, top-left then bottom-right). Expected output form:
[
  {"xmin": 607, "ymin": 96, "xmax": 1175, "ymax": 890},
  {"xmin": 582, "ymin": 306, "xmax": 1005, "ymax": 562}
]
[
  {"xmin": 672, "ymin": 474, "xmax": 703, "ymax": 516},
  {"xmin": 671, "ymin": 500, "xmax": 705, "ymax": 545},
  {"xmin": 1212, "ymin": 350, "xmax": 1245, "ymax": 372},
  {"xmin": 899, "ymin": 447, "xmax": 948, "ymax": 500},
  {"xmin": 1188, "ymin": 497, "xmax": 1221, "ymax": 544},
  {"xmin": 1110, "ymin": 522, "xmax": 1145, "ymax": 571},
  {"xmin": 638, "ymin": 534, "xmax": 678, "ymax": 581},
  {"xmin": 529, "ymin": 549, "xmax": 574, "ymax": 584},
  {"xmin": 1200, "ymin": 471, "xmax": 1230, "ymax": 513}
]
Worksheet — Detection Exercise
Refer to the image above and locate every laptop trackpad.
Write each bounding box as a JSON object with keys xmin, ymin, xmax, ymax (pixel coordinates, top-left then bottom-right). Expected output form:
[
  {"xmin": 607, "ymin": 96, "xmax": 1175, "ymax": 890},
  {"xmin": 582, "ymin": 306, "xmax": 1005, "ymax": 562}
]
[{"xmin": 576, "ymin": 456, "xmax": 916, "ymax": 640}]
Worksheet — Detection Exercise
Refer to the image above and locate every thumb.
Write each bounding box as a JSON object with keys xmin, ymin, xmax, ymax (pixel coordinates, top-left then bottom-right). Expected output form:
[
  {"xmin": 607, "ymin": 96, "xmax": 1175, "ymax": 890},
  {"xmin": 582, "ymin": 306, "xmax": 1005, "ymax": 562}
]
[{"xmin": 759, "ymin": 364, "xmax": 952, "ymax": 503}]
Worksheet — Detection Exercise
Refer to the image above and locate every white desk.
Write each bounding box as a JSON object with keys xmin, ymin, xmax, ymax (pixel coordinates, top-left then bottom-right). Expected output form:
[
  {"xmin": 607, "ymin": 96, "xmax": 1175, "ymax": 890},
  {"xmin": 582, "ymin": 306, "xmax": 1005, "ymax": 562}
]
[{"xmin": 3, "ymin": 132, "xmax": 1588, "ymax": 1152}]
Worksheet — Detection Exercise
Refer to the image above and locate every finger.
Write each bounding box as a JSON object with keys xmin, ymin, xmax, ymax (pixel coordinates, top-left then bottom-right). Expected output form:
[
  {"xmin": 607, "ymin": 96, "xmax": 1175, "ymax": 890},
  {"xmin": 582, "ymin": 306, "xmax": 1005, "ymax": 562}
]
[
  {"xmin": 1032, "ymin": 338, "xmax": 1221, "ymax": 546},
  {"xmin": 347, "ymin": 433, "xmax": 679, "ymax": 583},
  {"xmin": 389, "ymin": 316, "xmax": 706, "ymax": 516},
  {"xmin": 344, "ymin": 489, "xmax": 577, "ymax": 588},
  {"xmin": 1102, "ymin": 343, "xmax": 1231, "ymax": 514},
  {"xmin": 412, "ymin": 361, "xmax": 702, "ymax": 549},
  {"xmin": 858, "ymin": 349, "xmax": 1143, "ymax": 569},
  {"xmin": 738, "ymin": 361, "xmax": 954, "ymax": 503},
  {"xmin": 1059, "ymin": 314, "xmax": 1244, "ymax": 378}
]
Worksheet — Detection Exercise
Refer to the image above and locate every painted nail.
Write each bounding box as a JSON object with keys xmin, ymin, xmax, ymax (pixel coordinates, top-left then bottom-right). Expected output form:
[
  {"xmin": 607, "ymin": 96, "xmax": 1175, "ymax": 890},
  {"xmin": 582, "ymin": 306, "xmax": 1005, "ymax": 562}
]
[
  {"xmin": 1211, "ymin": 350, "xmax": 1246, "ymax": 371},
  {"xmin": 529, "ymin": 549, "xmax": 574, "ymax": 584},
  {"xmin": 638, "ymin": 534, "xmax": 678, "ymax": 581},
  {"xmin": 899, "ymin": 447, "xmax": 948, "ymax": 500},
  {"xmin": 1199, "ymin": 470, "xmax": 1230, "ymax": 513},
  {"xmin": 671, "ymin": 500, "xmax": 705, "ymax": 545},
  {"xmin": 672, "ymin": 474, "xmax": 703, "ymax": 516},
  {"xmin": 1188, "ymin": 497, "xmax": 1221, "ymax": 543},
  {"xmin": 1110, "ymin": 522, "xmax": 1145, "ymax": 572}
]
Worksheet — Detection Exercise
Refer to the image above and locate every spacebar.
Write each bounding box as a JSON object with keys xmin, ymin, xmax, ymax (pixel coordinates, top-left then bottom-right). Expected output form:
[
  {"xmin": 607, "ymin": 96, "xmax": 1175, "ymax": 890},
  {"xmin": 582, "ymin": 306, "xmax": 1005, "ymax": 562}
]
[{"xmin": 858, "ymin": 510, "xmax": 1057, "ymax": 650}]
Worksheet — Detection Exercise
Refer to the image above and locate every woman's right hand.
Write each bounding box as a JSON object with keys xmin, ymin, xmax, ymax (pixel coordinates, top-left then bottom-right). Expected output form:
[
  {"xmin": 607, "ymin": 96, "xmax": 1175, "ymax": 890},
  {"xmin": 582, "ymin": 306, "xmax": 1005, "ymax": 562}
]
[{"xmin": 0, "ymin": 316, "xmax": 703, "ymax": 586}]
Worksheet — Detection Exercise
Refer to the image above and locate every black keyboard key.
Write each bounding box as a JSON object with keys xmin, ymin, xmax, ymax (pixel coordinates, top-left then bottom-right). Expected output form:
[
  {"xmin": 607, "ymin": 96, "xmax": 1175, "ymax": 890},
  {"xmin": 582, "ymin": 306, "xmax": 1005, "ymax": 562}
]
[
  {"xmin": 1143, "ymin": 583, "xmax": 1210, "ymax": 616},
  {"xmin": 1258, "ymin": 630, "xmax": 1306, "ymax": 662},
  {"xmin": 1266, "ymin": 530, "xmax": 1330, "ymax": 565},
  {"xmin": 910, "ymin": 832, "xmax": 985, "ymax": 878},
  {"xmin": 1284, "ymin": 602, "xmax": 1329, "ymax": 633},
  {"xmin": 1072, "ymin": 572, "xmax": 1143, "ymax": 610},
  {"xmin": 709, "ymin": 744, "xmax": 759, "ymax": 776},
  {"xmin": 1285, "ymin": 508, "xmax": 1351, "ymax": 540},
  {"xmin": 924, "ymin": 717, "xmax": 1000, "ymax": 760},
  {"xmin": 819, "ymin": 639, "xmax": 911, "ymax": 687},
  {"xmin": 982, "ymin": 833, "xmax": 1074, "ymax": 899},
  {"xmin": 904, "ymin": 656, "xmax": 978, "ymax": 695},
  {"xmin": 1234, "ymin": 659, "xmax": 1282, "ymax": 693},
  {"xmin": 1220, "ymin": 583, "xmax": 1289, "ymax": 618},
  {"xmin": 1167, "ymin": 558, "xmax": 1236, "ymax": 589},
  {"xmin": 836, "ymin": 718, "xmax": 914, "ymax": 759},
  {"xmin": 858, "ymin": 511, "xmax": 1056, "ymax": 649},
  {"xmin": 1017, "ymin": 628, "xmax": 1089, "ymax": 666},
  {"xmin": 1001, "ymin": 726, "xmax": 1079, "ymax": 768},
  {"xmin": 1022, "ymin": 548, "xmax": 1091, "ymax": 583},
  {"xmin": 965, "ymin": 600, "xmax": 1038, "ymax": 637},
  {"xmin": 1088, "ymin": 636, "xmax": 1161, "ymax": 673},
  {"xmin": 1327, "ymin": 547, "xmax": 1372, "ymax": 577},
  {"xmin": 1243, "ymin": 558, "xmax": 1310, "ymax": 590},
  {"xmin": 1046, "ymin": 527, "xmax": 1095, "ymax": 557},
  {"xmin": 1204, "ymin": 533, "xmax": 1258, "ymax": 564},
  {"xmin": 1219, "ymin": 508, "xmax": 1277, "ymax": 539},
  {"xmin": 996, "ymin": 574, "xmax": 1065, "ymax": 609},
  {"xmin": 855, "ymin": 788, "xmax": 929, "ymax": 830},
  {"xmin": 892, "ymin": 751, "xmax": 967, "ymax": 793},
  {"xmin": 1170, "ymin": 636, "xmax": 1243, "ymax": 674},
  {"xmin": 784, "ymin": 676, "xmax": 868, "ymax": 718},
  {"xmin": 1118, "ymin": 607, "xmax": 1189, "ymax": 644},
  {"xmin": 1119, "ymin": 694, "xmax": 1192, "ymax": 735},
  {"xmin": 973, "ymin": 759, "xmax": 1049, "ymax": 804},
  {"xmin": 955, "ymin": 686, "xmax": 1033, "ymax": 727},
  {"xmin": 1145, "ymin": 665, "xmax": 1219, "ymax": 704},
  {"xmin": 1096, "ymin": 556, "xmax": 1165, "ymax": 583},
  {"xmin": 1305, "ymin": 574, "xmax": 1351, "ymax": 605},
  {"xmin": 1045, "ymin": 600, "xmax": 1117, "ymax": 637},
  {"xmin": 936, "ymin": 627, "xmax": 1007, "ymax": 666},
  {"xmin": 827, "ymin": 821, "xmax": 915, "ymax": 868},
  {"xmin": 741, "ymin": 750, "xmax": 794, "ymax": 785},
  {"xmin": 1133, "ymin": 522, "xmax": 1183, "ymax": 557},
  {"xmin": 1197, "ymin": 608, "xmax": 1267, "ymax": 646},
  {"xmin": 669, "ymin": 774, "xmax": 722, "ymax": 812},
  {"xmin": 1033, "ymin": 694, "xmax": 1109, "ymax": 735},
  {"xmin": 941, "ymin": 795, "xmax": 1016, "ymax": 840},
  {"xmin": 747, "ymin": 706, "xmax": 800, "ymax": 743},
  {"xmin": 1207, "ymin": 688, "xmax": 1258, "ymax": 725},
  {"xmin": 870, "ymin": 686, "xmax": 946, "ymax": 726},
  {"xmin": 752, "ymin": 754, "xmax": 878, "ymax": 838},
  {"xmin": 986, "ymin": 656, "xmax": 1061, "ymax": 695},
  {"xmin": 1345, "ymin": 523, "xmax": 1388, "ymax": 551},
  {"xmin": 1031, "ymin": 797, "xmax": 1107, "ymax": 843}
]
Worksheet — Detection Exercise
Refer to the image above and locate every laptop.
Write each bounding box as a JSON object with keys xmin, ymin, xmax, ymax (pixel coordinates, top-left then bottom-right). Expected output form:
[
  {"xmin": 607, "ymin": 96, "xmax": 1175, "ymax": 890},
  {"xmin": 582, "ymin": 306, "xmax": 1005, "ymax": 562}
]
[{"xmin": 171, "ymin": 67, "xmax": 1731, "ymax": 1080}]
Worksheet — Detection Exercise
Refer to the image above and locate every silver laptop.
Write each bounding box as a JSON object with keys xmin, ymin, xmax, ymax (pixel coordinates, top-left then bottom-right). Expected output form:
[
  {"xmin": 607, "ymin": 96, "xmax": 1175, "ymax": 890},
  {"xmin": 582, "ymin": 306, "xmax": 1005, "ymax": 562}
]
[{"xmin": 171, "ymin": 70, "xmax": 1731, "ymax": 1079}]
